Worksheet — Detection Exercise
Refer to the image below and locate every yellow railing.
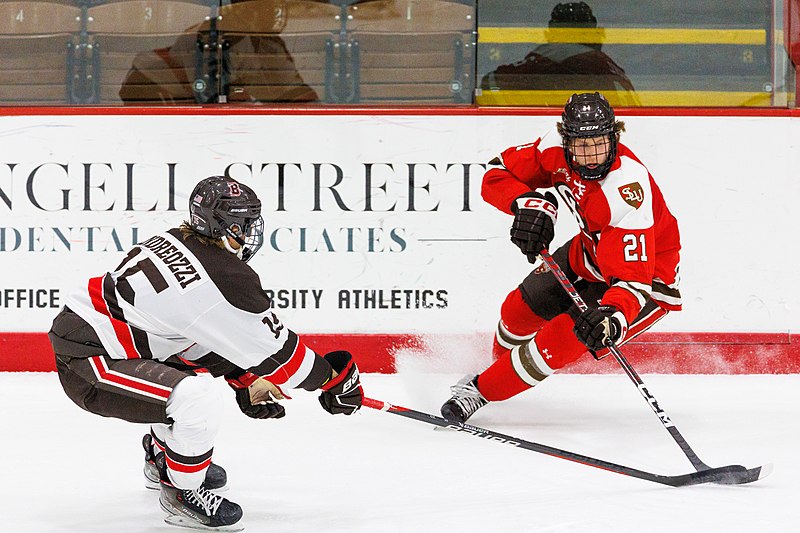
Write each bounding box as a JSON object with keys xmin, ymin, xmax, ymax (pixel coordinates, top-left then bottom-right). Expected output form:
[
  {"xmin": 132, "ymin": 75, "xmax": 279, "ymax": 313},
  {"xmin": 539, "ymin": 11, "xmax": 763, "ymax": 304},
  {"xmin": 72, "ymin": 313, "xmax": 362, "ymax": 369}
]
[
  {"xmin": 478, "ymin": 27, "xmax": 768, "ymax": 45},
  {"xmin": 475, "ymin": 90, "xmax": 782, "ymax": 107}
]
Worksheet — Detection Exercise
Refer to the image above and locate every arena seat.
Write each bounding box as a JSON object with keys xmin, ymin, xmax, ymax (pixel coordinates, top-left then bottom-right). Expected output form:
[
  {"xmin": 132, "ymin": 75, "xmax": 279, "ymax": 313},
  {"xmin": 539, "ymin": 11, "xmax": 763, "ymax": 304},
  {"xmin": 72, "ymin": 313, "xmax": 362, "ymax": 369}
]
[
  {"xmin": 0, "ymin": 1, "xmax": 82, "ymax": 104},
  {"xmin": 344, "ymin": 0, "xmax": 476, "ymax": 104},
  {"xmin": 216, "ymin": 0, "xmax": 341, "ymax": 103},
  {"xmin": 86, "ymin": 0, "xmax": 212, "ymax": 104}
]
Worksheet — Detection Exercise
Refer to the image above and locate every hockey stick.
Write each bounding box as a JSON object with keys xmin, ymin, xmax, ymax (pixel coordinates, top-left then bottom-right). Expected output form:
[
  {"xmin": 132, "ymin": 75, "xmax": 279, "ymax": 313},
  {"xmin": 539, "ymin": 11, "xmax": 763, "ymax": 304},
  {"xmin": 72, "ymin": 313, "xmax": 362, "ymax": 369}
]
[
  {"xmin": 363, "ymin": 397, "xmax": 769, "ymax": 486},
  {"xmin": 538, "ymin": 249, "xmax": 766, "ymax": 480}
]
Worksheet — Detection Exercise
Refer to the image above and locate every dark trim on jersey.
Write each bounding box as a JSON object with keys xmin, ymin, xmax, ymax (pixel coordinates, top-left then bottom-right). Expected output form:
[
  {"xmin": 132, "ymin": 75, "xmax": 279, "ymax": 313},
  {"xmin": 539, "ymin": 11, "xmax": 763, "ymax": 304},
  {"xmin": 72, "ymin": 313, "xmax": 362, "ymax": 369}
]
[
  {"xmin": 652, "ymin": 279, "xmax": 681, "ymax": 300},
  {"xmin": 129, "ymin": 327, "xmax": 154, "ymax": 360},
  {"xmin": 88, "ymin": 275, "xmax": 141, "ymax": 359},
  {"xmin": 164, "ymin": 444, "xmax": 214, "ymax": 474},
  {"xmin": 578, "ymin": 243, "xmax": 602, "ymax": 280},
  {"xmin": 167, "ymin": 228, "xmax": 271, "ymax": 314},
  {"xmin": 610, "ymin": 276, "xmax": 651, "ymax": 301},
  {"xmin": 102, "ymin": 273, "xmax": 155, "ymax": 359},
  {"xmin": 296, "ymin": 355, "xmax": 333, "ymax": 391},
  {"xmin": 114, "ymin": 247, "xmax": 141, "ymax": 271},
  {"xmin": 192, "ymin": 351, "xmax": 245, "ymax": 378},
  {"xmin": 102, "ymin": 274, "xmax": 126, "ymax": 323},
  {"xmin": 247, "ymin": 331, "xmax": 300, "ymax": 377},
  {"xmin": 117, "ymin": 259, "xmax": 170, "ymax": 305}
]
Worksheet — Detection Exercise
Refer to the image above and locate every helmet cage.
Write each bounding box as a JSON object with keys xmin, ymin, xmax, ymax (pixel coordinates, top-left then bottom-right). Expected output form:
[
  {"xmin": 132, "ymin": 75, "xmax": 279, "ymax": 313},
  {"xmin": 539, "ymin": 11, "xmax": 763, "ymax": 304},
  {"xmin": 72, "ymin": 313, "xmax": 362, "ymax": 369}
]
[
  {"xmin": 558, "ymin": 92, "xmax": 619, "ymax": 181},
  {"xmin": 189, "ymin": 176, "xmax": 264, "ymax": 262}
]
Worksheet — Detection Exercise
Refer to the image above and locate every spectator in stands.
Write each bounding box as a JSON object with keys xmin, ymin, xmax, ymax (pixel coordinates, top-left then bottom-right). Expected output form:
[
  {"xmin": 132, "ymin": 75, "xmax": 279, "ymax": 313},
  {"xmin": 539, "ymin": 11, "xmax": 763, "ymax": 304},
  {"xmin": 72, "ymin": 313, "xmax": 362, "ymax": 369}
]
[
  {"xmin": 119, "ymin": 2, "xmax": 318, "ymax": 105},
  {"xmin": 480, "ymin": 2, "xmax": 639, "ymax": 105}
]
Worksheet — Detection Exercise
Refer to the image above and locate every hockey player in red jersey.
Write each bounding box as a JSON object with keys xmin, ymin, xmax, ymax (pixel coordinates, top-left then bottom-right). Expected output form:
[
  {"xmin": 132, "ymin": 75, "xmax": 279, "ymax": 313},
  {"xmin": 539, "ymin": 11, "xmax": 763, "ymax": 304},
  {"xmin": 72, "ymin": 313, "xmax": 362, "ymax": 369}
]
[
  {"xmin": 49, "ymin": 176, "xmax": 363, "ymax": 531},
  {"xmin": 441, "ymin": 92, "xmax": 681, "ymax": 423}
]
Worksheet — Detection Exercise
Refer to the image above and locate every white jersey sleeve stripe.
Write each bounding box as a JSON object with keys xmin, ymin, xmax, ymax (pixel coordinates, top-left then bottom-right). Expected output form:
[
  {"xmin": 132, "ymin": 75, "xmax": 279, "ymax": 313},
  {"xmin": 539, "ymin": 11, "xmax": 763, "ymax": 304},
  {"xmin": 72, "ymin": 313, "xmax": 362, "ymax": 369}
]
[{"xmin": 612, "ymin": 280, "xmax": 650, "ymax": 308}]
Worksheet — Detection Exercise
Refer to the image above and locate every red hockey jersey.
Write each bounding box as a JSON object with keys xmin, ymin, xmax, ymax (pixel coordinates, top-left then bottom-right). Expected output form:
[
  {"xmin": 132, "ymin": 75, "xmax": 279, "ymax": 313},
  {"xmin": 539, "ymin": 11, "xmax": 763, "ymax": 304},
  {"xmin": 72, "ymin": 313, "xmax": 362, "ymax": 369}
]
[{"xmin": 482, "ymin": 128, "xmax": 682, "ymax": 324}]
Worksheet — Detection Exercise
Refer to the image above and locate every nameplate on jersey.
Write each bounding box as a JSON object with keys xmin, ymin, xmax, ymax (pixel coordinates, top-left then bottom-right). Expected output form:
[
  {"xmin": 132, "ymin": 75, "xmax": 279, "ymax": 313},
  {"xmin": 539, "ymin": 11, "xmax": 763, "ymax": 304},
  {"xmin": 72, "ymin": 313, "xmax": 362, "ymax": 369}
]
[
  {"xmin": 138, "ymin": 235, "xmax": 205, "ymax": 292},
  {"xmin": 618, "ymin": 183, "xmax": 645, "ymax": 209}
]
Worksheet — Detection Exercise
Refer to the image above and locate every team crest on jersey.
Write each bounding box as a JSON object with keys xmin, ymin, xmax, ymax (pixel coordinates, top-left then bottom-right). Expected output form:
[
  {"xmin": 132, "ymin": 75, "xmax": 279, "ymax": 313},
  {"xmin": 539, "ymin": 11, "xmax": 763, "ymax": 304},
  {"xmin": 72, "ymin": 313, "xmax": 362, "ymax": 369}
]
[{"xmin": 618, "ymin": 183, "xmax": 644, "ymax": 209}]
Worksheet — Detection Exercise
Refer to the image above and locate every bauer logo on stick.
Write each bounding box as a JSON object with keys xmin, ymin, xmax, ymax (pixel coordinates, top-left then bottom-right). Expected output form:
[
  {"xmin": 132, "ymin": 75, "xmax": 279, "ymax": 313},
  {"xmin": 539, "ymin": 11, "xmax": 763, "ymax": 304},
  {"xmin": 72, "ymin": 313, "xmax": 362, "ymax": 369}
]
[{"xmin": 618, "ymin": 182, "xmax": 644, "ymax": 209}]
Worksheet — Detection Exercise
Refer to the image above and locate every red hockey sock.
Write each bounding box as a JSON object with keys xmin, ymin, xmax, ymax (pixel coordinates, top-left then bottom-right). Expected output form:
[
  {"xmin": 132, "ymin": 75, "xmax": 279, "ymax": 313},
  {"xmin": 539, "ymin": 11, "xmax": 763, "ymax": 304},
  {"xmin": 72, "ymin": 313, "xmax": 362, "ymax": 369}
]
[
  {"xmin": 533, "ymin": 313, "xmax": 587, "ymax": 370},
  {"xmin": 478, "ymin": 313, "xmax": 589, "ymax": 402},
  {"xmin": 477, "ymin": 350, "xmax": 532, "ymax": 402},
  {"xmin": 491, "ymin": 337, "xmax": 511, "ymax": 361},
  {"xmin": 492, "ymin": 288, "xmax": 548, "ymax": 363}
]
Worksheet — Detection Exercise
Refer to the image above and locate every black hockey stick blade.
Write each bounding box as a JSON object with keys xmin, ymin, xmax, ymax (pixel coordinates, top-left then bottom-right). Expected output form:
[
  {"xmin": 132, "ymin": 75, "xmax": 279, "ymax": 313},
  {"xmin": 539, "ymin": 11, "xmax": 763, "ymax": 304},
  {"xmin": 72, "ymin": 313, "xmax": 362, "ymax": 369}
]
[
  {"xmin": 683, "ymin": 463, "xmax": 772, "ymax": 486},
  {"xmin": 363, "ymin": 397, "xmax": 772, "ymax": 487}
]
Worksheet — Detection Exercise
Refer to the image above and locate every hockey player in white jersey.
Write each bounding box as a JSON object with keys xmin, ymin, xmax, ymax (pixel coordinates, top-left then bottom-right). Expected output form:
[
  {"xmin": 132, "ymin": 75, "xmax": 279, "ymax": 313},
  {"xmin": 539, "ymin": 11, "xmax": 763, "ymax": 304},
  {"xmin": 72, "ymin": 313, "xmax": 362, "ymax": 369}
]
[{"xmin": 49, "ymin": 176, "xmax": 363, "ymax": 531}]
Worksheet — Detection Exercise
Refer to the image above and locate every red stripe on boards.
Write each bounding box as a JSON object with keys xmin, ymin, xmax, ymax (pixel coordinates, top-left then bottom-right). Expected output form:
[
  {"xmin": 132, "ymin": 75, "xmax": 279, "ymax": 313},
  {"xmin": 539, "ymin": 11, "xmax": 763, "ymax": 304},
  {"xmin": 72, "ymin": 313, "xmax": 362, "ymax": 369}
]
[
  {"xmin": 2, "ymin": 106, "xmax": 799, "ymax": 118},
  {"xmin": 87, "ymin": 276, "xmax": 141, "ymax": 360},
  {"xmin": 3, "ymin": 332, "xmax": 798, "ymax": 373}
]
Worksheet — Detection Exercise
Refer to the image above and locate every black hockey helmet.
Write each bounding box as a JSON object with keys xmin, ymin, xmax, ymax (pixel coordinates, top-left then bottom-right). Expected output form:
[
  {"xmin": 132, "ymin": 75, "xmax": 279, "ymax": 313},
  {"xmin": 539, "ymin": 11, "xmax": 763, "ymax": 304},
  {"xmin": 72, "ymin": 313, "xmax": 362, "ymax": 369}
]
[
  {"xmin": 189, "ymin": 176, "xmax": 264, "ymax": 262},
  {"xmin": 558, "ymin": 92, "xmax": 620, "ymax": 181}
]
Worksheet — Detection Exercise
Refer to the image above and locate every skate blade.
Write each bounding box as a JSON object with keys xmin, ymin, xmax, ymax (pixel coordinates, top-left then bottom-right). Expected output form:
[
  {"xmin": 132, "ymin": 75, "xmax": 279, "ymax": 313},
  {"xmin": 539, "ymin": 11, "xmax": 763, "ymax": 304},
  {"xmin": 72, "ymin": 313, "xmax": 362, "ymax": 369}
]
[{"xmin": 164, "ymin": 514, "xmax": 244, "ymax": 532}]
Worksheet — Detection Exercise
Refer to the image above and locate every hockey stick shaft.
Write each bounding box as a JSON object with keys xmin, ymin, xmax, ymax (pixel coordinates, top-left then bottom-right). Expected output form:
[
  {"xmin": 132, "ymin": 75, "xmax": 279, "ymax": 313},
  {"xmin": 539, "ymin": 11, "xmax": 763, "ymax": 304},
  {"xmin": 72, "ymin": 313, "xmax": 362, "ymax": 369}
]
[
  {"xmin": 538, "ymin": 249, "xmax": 712, "ymax": 471},
  {"xmin": 362, "ymin": 397, "xmax": 766, "ymax": 486}
]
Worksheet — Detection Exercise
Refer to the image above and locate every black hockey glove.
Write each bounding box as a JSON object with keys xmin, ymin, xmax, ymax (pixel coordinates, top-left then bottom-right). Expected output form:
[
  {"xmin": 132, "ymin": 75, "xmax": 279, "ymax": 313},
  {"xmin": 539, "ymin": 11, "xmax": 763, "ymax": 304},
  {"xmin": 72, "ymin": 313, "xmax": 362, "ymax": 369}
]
[
  {"xmin": 318, "ymin": 351, "xmax": 363, "ymax": 415},
  {"xmin": 227, "ymin": 373, "xmax": 286, "ymax": 420},
  {"xmin": 510, "ymin": 191, "xmax": 558, "ymax": 263},
  {"xmin": 573, "ymin": 305, "xmax": 624, "ymax": 352}
]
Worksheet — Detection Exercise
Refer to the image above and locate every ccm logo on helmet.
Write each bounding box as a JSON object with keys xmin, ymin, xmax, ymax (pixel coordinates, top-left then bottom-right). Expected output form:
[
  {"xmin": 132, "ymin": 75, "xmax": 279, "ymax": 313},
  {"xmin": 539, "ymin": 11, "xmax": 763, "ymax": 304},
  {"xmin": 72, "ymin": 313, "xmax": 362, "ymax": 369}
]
[{"xmin": 579, "ymin": 125, "xmax": 600, "ymax": 131}]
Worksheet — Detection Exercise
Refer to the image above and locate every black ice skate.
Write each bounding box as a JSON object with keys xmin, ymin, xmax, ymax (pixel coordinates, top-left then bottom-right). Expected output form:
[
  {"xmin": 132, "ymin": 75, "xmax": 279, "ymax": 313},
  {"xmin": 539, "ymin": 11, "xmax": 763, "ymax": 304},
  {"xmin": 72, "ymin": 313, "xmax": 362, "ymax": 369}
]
[
  {"xmin": 156, "ymin": 454, "xmax": 244, "ymax": 531},
  {"xmin": 143, "ymin": 433, "xmax": 227, "ymax": 491},
  {"xmin": 440, "ymin": 375, "xmax": 488, "ymax": 423}
]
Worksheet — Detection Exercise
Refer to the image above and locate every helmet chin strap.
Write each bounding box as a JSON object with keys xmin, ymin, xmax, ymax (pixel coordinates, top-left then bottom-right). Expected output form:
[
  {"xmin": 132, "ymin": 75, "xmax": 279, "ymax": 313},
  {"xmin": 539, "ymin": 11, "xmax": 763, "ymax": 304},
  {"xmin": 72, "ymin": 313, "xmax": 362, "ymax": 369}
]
[{"xmin": 221, "ymin": 235, "xmax": 244, "ymax": 259}]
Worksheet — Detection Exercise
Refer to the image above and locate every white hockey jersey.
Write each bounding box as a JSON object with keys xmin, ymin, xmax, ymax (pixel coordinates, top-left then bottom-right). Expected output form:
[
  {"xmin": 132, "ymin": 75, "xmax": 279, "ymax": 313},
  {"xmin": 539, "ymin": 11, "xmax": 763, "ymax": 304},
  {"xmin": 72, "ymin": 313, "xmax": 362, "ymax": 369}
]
[{"xmin": 65, "ymin": 228, "xmax": 326, "ymax": 390}]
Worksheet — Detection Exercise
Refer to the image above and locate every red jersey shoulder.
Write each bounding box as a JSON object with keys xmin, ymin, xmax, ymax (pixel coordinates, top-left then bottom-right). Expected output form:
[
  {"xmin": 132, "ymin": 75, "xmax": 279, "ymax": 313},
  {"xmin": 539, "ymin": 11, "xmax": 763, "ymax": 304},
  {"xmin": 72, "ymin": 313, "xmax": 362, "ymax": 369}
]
[{"xmin": 500, "ymin": 140, "xmax": 567, "ymax": 182}]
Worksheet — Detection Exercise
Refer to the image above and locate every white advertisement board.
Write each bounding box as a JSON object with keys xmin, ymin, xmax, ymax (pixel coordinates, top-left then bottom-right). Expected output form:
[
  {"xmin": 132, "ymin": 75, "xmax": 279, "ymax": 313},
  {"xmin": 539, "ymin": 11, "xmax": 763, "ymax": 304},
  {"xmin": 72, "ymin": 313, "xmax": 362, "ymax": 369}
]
[{"xmin": 1, "ymin": 113, "xmax": 798, "ymax": 336}]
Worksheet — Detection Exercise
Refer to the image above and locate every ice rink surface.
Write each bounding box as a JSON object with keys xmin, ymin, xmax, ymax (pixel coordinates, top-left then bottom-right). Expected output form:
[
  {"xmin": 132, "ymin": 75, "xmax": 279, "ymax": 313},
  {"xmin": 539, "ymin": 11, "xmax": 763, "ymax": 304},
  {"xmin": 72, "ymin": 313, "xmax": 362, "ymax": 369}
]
[{"xmin": 2, "ymin": 371, "xmax": 797, "ymax": 532}]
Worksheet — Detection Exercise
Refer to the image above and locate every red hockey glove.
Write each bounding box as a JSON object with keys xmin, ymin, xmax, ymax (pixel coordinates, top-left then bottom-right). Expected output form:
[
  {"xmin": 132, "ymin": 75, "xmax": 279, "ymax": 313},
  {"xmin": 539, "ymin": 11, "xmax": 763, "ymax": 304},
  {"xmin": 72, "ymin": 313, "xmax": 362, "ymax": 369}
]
[
  {"xmin": 318, "ymin": 351, "xmax": 363, "ymax": 415},
  {"xmin": 573, "ymin": 305, "xmax": 626, "ymax": 352},
  {"xmin": 510, "ymin": 191, "xmax": 558, "ymax": 263}
]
